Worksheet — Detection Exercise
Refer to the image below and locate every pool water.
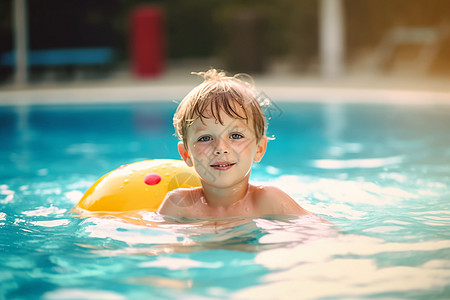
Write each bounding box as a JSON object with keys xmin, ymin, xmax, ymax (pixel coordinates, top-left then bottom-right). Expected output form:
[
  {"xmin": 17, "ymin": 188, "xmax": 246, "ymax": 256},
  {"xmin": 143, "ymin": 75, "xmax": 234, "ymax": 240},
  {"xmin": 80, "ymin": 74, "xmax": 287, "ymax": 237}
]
[{"xmin": 1, "ymin": 101, "xmax": 449, "ymax": 299}]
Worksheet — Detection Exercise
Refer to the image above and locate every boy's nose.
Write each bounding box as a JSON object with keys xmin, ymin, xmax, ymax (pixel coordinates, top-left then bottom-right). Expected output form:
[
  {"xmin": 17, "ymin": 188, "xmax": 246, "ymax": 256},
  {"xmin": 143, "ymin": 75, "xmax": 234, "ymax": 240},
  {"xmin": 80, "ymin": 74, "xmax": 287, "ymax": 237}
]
[
  {"xmin": 214, "ymin": 138, "xmax": 229, "ymax": 155},
  {"xmin": 215, "ymin": 149, "xmax": 229, "ymax": 155}
]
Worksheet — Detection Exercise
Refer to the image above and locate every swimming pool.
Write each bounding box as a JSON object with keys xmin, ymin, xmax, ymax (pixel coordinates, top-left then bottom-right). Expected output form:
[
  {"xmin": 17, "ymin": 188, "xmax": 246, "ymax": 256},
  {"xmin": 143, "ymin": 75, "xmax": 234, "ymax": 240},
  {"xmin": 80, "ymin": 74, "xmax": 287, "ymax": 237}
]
[{"xmin": 1, "ymin": 98, "xmax": 449, "ymax": 299}]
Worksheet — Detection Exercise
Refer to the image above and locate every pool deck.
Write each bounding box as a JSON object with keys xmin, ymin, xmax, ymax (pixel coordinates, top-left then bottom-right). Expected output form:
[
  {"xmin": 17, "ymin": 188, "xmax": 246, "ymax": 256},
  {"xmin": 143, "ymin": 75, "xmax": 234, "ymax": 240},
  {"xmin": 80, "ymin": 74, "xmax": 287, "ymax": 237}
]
[{"xmin": 1, "ymin": 63, "xmax": 450, "ymax": 105}]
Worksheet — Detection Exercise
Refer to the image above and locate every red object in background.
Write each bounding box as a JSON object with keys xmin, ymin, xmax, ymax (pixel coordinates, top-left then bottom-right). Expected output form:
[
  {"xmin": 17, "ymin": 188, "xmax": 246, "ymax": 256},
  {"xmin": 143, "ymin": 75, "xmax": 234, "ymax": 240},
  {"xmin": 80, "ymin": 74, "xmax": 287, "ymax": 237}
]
[{"xmin": 131, "ymin": 6, "xmax": 166, "ymax": 78}]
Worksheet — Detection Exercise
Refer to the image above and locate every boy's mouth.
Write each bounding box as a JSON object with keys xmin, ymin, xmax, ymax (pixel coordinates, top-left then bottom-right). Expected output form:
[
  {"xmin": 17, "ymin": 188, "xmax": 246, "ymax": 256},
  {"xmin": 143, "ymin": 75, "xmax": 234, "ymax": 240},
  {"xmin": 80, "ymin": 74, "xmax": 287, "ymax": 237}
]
[{"xmin": 210, "ymin": 162, "xmax": 236, "ymax": 170}]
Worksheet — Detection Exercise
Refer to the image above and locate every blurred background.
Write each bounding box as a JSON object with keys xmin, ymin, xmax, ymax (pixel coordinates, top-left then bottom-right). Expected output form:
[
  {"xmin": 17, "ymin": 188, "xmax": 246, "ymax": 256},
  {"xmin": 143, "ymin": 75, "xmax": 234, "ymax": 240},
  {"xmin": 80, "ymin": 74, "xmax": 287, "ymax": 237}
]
[{"xmin": 0, "ymin": 0, "xmax": 449, "ymax": 89}]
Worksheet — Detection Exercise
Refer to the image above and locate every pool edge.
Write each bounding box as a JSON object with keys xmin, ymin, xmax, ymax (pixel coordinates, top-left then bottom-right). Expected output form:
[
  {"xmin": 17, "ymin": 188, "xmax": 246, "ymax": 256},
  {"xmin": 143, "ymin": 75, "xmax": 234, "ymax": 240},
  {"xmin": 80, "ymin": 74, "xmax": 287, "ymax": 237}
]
[{"xmin": 1, "ymin": 84, "xmax": 450, "ymax": 106}]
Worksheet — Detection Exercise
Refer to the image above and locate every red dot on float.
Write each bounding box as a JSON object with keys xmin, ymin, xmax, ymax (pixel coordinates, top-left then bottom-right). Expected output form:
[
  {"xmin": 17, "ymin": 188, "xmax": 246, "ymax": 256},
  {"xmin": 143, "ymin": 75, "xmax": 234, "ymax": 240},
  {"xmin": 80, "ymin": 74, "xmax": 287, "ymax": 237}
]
[{"xmin": 144, "ymin": 172, "xmax": 161, "ymax": 185}]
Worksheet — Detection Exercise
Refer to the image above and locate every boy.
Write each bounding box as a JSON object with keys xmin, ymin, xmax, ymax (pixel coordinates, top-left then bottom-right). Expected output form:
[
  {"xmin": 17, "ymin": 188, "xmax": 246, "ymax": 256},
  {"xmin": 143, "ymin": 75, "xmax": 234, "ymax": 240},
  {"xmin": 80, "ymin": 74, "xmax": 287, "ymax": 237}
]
[{"xmin": 158, "ymin": 69, "xmax": 313, "ymax": 219}]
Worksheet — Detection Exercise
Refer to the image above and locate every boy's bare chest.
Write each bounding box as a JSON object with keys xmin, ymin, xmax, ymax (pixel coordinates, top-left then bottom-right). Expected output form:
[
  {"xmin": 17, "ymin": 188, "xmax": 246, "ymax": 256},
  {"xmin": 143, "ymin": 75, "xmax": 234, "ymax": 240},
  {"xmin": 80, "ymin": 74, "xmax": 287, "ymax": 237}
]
[{"xmin": 186, "ymin": 197, "xmax": 259, "ymax": 218}]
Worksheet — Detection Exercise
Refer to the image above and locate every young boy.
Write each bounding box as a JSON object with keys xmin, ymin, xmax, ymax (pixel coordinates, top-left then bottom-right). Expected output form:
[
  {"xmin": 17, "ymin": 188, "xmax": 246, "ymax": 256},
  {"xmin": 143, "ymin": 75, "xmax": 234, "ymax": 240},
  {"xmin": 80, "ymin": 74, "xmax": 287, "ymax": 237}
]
[{"xmin": 158, "ymin": 69, "xmax": 313, "ymax": 219}]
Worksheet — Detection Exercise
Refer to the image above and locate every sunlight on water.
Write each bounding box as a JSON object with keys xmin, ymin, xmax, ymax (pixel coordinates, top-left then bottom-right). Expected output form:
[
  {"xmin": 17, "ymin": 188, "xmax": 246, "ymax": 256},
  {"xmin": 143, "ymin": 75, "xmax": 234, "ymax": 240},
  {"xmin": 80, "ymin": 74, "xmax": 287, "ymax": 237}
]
[
  {"xmin": 81, "ymin": 216, "xmax": 181, "ymax": 246},
  {"xmin": 23, "ymin": 206, "xmax": 67, "ymax": 217},
  {"xmin": 0, "ymin": 185, "xmax": 15, "ymax": 204},
  {"xmin": 236, "ymin": 257, "xmax": 450, "ymax": 299},
  {"xmin": 44, "ymin": 289, "xmax": 125, "ymax": 300},
  {"xmin": 311, "ymin": 155, "xmax": 404, "ymax": 169},
  {"xmin": 31, "ymin": 219, "xmax": 71, "ymax": 227}
]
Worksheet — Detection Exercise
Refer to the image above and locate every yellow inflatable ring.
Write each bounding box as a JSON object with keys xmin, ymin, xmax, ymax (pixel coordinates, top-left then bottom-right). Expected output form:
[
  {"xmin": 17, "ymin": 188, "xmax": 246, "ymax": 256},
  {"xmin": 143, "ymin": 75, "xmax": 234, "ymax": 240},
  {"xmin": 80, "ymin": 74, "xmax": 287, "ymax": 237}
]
[{"xmin": 76, "ymin": 159, "xmax": 201, "ymax": 212}]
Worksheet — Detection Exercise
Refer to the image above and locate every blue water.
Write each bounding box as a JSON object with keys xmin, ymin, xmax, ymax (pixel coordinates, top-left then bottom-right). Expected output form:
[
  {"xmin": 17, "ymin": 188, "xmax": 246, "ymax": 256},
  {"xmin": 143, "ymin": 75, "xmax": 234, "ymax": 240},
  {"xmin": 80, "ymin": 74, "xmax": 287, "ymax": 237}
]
[{"xmin": 1, "ymin": 101, "xmax": 450, "ymax": 299}]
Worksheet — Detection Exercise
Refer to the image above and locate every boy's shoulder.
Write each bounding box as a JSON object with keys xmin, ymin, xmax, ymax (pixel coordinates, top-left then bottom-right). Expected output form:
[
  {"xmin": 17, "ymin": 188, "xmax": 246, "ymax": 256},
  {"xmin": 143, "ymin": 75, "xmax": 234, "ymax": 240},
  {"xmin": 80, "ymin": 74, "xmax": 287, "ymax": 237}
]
[
  {"xmin": 157, "ymin": 187, "xmax": 198, "ymax": 217},
  {"xmin": 251, "ymin": 184, "xmax": 311, "ymax": 216},
  {"xmin": 252, "ymin": 184, "xmax": 288, "ymax": 199}
]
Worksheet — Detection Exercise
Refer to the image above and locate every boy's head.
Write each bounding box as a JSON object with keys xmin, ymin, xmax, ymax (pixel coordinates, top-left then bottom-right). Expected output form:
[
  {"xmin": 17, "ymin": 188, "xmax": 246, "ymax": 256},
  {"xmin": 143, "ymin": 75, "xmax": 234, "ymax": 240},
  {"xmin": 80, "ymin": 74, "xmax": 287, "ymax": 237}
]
[{"xmin": 174, "ymin": 69, "xmax": 267, "ymax": 149}]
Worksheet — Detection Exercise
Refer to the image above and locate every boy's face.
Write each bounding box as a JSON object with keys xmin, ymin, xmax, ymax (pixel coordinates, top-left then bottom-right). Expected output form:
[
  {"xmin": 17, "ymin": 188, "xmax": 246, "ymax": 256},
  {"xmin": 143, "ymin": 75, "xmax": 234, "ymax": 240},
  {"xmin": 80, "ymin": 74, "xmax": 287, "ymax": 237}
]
[{"xmin": 178, "ymin": 110, "xmax": 267, "ymax": 189}]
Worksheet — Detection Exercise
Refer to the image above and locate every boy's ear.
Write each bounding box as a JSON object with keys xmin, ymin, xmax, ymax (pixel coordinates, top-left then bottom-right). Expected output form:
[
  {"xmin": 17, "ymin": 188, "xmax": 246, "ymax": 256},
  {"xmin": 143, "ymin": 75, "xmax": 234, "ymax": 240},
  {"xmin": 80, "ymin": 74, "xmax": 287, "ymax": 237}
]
[
  {"xmin": 254, "ymin": 136, "xmax": 267, "ymax": 162},
  {"xmin": 178, "ymin": 142, "xmax": 193, "ymax": 167}
]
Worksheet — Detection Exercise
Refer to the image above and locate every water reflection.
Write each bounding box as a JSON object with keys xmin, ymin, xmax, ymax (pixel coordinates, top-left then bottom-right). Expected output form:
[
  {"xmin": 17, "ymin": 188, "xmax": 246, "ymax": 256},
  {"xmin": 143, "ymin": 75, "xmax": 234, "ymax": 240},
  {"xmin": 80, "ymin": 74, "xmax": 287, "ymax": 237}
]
[{"xmin": 75, "ymin": 212, "xmax": 336, "ymax": 256}]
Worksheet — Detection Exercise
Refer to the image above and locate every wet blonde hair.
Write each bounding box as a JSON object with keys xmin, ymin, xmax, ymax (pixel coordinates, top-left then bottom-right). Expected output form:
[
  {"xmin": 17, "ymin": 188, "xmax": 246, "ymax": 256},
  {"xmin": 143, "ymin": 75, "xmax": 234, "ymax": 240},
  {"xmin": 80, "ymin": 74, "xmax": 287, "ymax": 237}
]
[{"xmin": 174, "ymin": 69, "xmax": 267, "ymax": 148}]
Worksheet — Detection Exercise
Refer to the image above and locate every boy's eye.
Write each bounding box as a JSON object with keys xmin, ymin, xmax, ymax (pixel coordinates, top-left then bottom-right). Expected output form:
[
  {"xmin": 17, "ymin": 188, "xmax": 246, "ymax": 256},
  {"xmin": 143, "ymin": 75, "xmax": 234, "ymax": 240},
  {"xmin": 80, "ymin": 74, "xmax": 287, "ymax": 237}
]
[
  {"xmin": 230, "ymin": 133, "xmax": 243, "ymax": 139},
  {"xmin": 198, "ymin": 136, "xmax": 212, "ymax": 142}
]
